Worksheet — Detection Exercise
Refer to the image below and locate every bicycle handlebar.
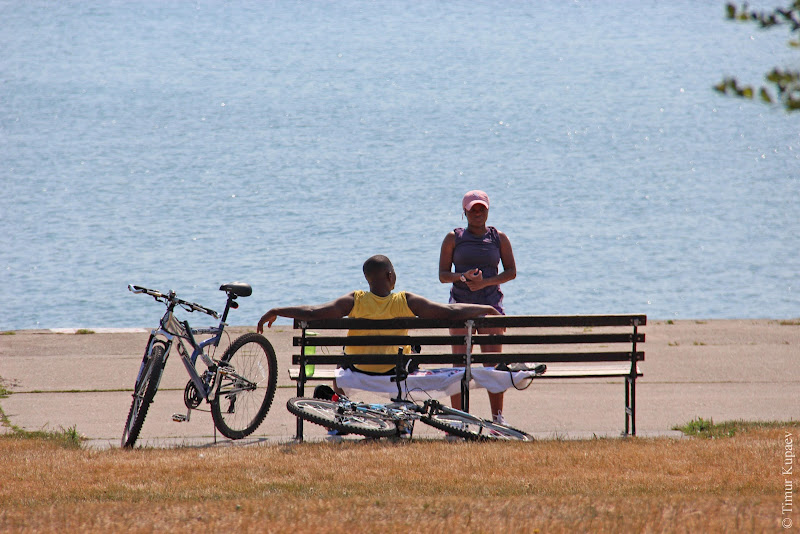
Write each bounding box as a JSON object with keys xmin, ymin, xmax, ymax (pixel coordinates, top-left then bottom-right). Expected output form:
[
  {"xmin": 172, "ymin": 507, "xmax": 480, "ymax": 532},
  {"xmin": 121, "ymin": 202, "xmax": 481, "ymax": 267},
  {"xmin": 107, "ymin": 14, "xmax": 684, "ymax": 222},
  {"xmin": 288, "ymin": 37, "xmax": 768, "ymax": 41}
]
[{"xmin": 128, "ymin": 284, "xmax": 220, "ymax": 319}]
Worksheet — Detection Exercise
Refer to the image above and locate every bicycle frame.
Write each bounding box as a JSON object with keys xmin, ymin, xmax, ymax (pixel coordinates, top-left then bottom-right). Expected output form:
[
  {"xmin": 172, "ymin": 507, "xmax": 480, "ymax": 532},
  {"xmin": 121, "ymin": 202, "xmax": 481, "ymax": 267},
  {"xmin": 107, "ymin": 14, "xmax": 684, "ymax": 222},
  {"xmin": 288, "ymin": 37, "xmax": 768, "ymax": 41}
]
[
  {"xmin": 334, "ymin": 398, "xmax": 469, "ymax": 430},
  {"xmin": 131, "ymin": 285, "xmax": 238, "ymax": 405}
]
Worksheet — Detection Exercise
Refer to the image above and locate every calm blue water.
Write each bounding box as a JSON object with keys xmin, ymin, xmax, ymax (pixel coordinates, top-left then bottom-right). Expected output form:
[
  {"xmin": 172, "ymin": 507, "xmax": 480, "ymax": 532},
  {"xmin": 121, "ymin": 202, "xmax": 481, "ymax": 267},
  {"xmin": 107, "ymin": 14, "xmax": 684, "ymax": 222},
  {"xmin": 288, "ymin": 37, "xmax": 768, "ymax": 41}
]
[{"xmin": 2, "ymin": 1, "xmax": 798, "ymax": 330}]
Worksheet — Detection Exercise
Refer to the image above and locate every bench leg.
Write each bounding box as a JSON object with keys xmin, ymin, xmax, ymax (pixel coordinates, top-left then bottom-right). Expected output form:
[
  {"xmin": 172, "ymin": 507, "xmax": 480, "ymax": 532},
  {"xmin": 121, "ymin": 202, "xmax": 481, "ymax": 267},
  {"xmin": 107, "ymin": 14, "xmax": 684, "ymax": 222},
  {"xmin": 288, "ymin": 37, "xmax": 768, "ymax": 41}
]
[
  {"xmin": 296, "ymin": 414, "xmax": 304, "ymax": 442},
  {"xmin": 624, "ymin": 376, "xmax": 636, "ymax": 436},
  {"xmin": 625, "ymin": 378, "xmax": 630, "ymax": 435},
  {"xmin": 630, "ymin": 375, "xmax": 636, "ymax": 436},
  {"xmin": 460, "ymin": 378, "xmax": 470, "ymax": 412},
  {"xmin": 295, "ymin": 379, "xmax": 305, "ymax": 442}
]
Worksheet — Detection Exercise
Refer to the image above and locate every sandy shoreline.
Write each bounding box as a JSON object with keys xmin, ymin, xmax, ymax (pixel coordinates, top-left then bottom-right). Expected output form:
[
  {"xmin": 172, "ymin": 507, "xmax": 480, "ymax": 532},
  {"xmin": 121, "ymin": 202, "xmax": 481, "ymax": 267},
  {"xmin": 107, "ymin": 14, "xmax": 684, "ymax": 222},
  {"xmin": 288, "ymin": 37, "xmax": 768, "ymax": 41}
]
[{"xmin": 1, "ymin": 319, "xmax": 798, "ymax": 447}]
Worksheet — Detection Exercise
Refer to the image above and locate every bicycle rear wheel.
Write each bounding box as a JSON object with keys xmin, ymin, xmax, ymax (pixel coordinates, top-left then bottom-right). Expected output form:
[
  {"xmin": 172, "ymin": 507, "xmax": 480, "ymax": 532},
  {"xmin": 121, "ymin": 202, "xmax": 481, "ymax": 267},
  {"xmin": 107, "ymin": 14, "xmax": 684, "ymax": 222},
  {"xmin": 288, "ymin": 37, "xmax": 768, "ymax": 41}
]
[
  {"xmin": 121, "ymin": 343, "xmax": 166, "ymax": 448},
  {"xmin": 421, "ymin": 410, "xmax": 534, "ymax": 441},
  {"xmin": 286, "ymin": 397, "xmax": 397, "ymax": 439},
  {"xmin": 211, "ymin": 333, "xmax": 278, "ymax": 439}
]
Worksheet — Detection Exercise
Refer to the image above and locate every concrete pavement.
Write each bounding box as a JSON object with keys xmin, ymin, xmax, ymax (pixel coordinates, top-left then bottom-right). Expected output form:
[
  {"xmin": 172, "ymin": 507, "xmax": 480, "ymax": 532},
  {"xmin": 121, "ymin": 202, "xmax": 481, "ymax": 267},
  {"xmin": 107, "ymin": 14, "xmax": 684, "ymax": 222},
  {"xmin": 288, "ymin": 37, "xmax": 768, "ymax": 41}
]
[{"xmin": 1, "ymin": 320, "xmax": 798, "ymax": 448}]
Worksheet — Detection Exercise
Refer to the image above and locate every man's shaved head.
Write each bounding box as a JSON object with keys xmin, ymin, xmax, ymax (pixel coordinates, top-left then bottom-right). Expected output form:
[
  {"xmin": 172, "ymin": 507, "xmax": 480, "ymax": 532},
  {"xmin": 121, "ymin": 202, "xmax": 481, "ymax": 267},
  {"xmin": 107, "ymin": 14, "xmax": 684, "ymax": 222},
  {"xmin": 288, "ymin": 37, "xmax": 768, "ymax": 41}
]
[{"xmin": 362, "ymin": 255, "xmax": 394, "ymax": 280}]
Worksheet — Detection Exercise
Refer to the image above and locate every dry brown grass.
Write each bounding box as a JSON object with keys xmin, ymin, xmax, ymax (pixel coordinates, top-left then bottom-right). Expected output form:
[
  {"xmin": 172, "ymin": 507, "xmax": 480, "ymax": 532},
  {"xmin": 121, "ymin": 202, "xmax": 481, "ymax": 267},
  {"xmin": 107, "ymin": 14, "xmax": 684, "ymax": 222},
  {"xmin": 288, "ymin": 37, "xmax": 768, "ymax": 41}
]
[{"xmin": 0, "ymin": 424, "xmax": 795, "ymax": 533}]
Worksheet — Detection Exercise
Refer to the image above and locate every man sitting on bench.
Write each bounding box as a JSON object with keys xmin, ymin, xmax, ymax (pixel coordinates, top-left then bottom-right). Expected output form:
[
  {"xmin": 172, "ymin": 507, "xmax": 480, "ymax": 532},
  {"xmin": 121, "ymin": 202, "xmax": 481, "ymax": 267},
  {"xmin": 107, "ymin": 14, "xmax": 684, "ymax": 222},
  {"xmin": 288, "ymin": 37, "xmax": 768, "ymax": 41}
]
[{"xmin": 256, "ymin": 254, "xmax": 499, "ymax": 393}]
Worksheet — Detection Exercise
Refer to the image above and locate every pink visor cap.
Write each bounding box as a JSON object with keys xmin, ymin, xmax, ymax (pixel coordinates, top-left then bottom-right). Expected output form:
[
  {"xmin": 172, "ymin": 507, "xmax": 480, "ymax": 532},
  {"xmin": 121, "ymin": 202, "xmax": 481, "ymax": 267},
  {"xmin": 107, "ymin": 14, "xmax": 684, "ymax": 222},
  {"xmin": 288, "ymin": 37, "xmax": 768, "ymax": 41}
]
[{"xmin": 462, "ymin": 190, "xmax": 490, "ymax": 211}]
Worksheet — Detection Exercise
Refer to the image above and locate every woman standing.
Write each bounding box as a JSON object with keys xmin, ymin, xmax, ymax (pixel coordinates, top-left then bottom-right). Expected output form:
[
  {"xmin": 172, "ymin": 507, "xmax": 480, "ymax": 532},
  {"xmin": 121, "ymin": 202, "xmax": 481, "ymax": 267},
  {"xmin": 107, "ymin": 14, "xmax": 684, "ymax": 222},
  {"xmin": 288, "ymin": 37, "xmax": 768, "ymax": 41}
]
[{"xmin": 438, "ymin": 190, "xmax": 517, "ymax": 425}]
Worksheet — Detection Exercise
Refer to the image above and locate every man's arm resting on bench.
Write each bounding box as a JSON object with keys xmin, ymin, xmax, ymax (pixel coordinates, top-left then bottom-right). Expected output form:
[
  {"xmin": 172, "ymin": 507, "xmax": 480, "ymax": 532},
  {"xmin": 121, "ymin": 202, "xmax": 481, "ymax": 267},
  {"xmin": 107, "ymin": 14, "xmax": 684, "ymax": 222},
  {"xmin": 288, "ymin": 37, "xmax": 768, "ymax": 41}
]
[
  {"xmin": 405, "ymin": 293, "xmax": 500, "ymax": 320},
  {"xmin": 257, "ymin": 293, "xmax": 356, "ymax": 333}
]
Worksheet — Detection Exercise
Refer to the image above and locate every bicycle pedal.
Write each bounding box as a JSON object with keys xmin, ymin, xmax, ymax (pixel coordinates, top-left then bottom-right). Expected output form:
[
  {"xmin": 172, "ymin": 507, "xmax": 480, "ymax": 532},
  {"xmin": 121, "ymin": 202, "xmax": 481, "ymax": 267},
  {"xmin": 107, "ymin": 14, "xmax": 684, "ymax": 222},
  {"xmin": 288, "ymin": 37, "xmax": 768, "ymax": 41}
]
[
  {"xmin": 172, "ymin": 413, "xmax": 188, "ymax": 422},
  {"xmin": 217, "ymin": 364, "xmax": 235, "ymax": 375}
]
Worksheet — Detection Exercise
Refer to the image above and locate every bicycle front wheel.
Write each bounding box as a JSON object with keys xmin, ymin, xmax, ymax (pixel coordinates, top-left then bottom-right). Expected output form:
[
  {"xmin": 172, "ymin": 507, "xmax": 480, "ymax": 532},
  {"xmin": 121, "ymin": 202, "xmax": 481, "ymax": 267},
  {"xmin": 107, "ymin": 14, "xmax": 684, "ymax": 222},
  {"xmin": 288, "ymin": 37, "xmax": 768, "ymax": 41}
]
[
  {"xmin": 421, "ymin": 410, "xmax": 534, "ymax": 441},
  {"xmin": 211, "ymin": 333, "xmax": 278, "ymax": 439},
  {"xmin": 286, "ymin": 398, "xmax": 397, "ymax": 439},
  {"xmin": 121, "ymin": 343, "xmax": 166, "ymax": 448}
]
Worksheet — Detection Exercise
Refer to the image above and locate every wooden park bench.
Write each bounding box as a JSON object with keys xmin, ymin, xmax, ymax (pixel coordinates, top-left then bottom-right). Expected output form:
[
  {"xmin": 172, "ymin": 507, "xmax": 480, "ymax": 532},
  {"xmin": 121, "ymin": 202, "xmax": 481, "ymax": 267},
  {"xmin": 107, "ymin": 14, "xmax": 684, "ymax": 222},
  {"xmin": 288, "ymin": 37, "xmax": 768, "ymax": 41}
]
[{"xmin": 288, "ymin": 314, "xmax": 645, "ymax": 441}]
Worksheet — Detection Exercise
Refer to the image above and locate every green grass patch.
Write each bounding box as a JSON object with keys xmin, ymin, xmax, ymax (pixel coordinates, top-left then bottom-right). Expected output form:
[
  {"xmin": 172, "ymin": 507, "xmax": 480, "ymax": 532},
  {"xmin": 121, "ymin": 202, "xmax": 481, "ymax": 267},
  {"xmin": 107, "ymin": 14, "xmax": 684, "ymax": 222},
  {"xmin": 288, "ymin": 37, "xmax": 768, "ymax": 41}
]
[
  {"xmin": 1, "ymin": 330, "xmax": 15, "ymax": 335},
  {"xmin": 674, "ymin": 417, "xmax": 799, "ymax": 439},
  {"xmin": 2, "ymin": 424, "xmax": 84, "ymax": 449},
  {"xmin": 75, "ymin": 329, "xmax": 95, "ymax": 335},
  {"xmin": 0, "ymin": 383, "xmax": 83, "ymax": 449}
]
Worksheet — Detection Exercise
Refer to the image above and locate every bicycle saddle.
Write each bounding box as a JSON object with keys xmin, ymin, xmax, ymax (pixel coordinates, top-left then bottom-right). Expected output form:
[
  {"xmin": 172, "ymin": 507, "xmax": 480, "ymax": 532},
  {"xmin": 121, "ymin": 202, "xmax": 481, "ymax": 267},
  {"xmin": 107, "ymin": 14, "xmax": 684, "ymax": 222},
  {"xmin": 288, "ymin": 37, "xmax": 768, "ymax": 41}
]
[{"xmin": 219, "ymin": 282, "xmax": 252, "ymax": 297}]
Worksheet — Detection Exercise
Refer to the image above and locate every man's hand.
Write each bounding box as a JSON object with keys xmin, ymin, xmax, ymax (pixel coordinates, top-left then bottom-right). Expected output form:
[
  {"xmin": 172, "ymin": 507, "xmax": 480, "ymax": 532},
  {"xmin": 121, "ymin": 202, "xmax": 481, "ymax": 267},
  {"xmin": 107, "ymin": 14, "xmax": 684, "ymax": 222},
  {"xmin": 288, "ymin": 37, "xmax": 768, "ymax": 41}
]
[{"xmin": 256, "ymin": 310, "xmax": 278, "ymax": 334}]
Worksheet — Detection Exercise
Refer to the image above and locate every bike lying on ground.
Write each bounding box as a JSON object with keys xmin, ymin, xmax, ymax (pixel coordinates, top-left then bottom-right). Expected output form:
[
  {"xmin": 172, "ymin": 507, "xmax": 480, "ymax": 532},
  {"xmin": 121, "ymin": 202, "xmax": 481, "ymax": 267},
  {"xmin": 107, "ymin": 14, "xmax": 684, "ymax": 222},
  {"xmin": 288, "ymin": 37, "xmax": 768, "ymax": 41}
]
[
  {"xmin": 122, "ymin": 283, "xmax": 278, "ymax": 448},
  {"xmin": 287, "ymin": 390, "xmax": 535, "ymax": 441}
]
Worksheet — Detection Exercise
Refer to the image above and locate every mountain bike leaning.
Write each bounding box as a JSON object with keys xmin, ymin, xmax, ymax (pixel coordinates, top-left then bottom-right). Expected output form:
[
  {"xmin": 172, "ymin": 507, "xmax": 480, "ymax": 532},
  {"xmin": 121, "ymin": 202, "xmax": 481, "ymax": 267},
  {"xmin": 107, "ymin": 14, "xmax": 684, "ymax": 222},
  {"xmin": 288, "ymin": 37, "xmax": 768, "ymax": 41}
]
[{"xmin": 122, "ymin": 282, "xmax": 278, "ymax": 448}]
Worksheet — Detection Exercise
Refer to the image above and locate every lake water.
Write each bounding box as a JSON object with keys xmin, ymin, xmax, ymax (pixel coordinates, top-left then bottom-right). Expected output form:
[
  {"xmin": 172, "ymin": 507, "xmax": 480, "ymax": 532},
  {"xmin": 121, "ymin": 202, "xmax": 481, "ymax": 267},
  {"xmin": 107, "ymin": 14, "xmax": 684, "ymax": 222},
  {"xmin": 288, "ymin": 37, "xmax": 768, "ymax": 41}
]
[{"xmin": 2, "ymin": 1, "xmax": 798, "ymax": 330}]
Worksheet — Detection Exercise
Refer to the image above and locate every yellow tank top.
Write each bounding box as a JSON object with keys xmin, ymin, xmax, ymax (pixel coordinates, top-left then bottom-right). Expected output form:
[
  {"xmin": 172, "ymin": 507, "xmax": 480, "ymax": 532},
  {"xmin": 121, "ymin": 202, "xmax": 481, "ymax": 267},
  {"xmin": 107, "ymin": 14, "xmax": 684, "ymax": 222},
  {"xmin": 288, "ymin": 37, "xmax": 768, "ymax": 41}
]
[{"xmin": 347, "ymin": 290, "xmax": 415, "ymax": 373}]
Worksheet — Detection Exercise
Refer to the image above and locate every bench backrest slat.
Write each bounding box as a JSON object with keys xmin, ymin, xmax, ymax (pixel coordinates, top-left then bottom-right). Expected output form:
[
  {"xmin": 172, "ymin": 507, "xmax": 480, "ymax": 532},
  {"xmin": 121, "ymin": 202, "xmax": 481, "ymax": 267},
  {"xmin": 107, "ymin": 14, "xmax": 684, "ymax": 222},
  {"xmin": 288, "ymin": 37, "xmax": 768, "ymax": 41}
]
[
  {"xmin": 471, "ymin": 315, "xmax": 645, "ymax": 328},
  {"xmin": 293, "ymin": 332, "xmax": 645, "ymax": 347},
  {"xmin": 468, "ymin": 351, "xmax": 645, "ymax": 364},
  {"xmin": 292, "ymin": 351, "xmax": 645, "ymax": 365},
  {"xmin": 293, "ymin": 353, "xmax": 465, "ymax": 365},
  {"xmin": 294, "ymin": 335, "xmax": 464, "ymax": 347},
  {"xmin": 293, "ymin": 314, "xmax": 646, "ymax": 330}
]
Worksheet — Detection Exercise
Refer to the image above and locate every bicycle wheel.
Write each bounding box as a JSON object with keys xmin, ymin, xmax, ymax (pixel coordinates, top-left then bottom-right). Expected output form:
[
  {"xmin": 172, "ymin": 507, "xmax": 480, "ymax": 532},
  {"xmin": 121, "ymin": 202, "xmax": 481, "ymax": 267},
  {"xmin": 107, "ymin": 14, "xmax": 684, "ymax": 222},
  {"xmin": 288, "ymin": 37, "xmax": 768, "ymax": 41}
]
[
  {"xmin": 421, "ymin": 410, "xmax": 534, "ymax": 441},
  {"xmin": 121, "ymin": 343, "xmax": 166, "ymax": 448},
  {"xmin": 211, "ymin": 333, "xmax": 278, "ymax": 439},
  {"xmin": 286, "ymin": 397, "xmax": 397, "ymax": 439}
]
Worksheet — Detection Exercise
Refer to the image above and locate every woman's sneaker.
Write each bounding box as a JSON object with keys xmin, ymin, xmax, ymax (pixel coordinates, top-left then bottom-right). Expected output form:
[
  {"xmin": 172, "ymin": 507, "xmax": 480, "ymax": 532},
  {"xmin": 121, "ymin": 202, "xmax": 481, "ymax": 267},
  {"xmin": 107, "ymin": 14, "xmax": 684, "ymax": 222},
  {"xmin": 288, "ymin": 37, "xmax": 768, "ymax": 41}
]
[
  {"xmin": 325, "ymin": 428, "xmax": 348, "ymax": 442},
  {"xmin": 492, "ymin": 411, "xmax": 507, "ymax": 426},
  {"xmin": 396, "ymin": 420, "xmax": 413, "ymax": 439}
]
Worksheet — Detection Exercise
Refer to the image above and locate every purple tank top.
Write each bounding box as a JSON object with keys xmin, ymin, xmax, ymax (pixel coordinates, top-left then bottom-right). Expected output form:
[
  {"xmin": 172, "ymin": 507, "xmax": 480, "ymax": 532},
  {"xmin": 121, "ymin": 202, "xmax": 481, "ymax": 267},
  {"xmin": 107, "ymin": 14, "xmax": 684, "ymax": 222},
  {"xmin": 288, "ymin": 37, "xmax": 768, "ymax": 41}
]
[{"xmin": 449, "ymin": 226, "xmax": 504, "ymax": 313}]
